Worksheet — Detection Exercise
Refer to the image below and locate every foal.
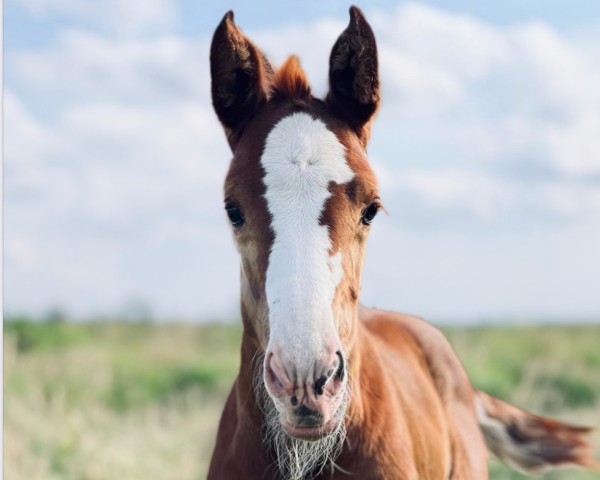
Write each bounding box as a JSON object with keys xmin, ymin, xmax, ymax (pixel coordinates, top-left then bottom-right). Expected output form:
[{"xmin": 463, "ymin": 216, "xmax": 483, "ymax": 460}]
[{"xmin": 208, "ymin": 7, "xmax": 597, "ymax": 479}]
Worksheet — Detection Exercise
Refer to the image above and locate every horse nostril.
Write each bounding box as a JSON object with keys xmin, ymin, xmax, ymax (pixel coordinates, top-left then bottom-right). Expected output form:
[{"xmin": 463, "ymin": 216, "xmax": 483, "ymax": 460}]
[
  {"xmin": 335, "ymin": 350, "xmax": 345, "ymax": 381},
  {"xmin": 314, "ymin": 352, "xmax": 346, "ymax": 395},
  {"xmin": 290, "ymin": 395, "xmax": 298, "ymax": 406},
  {"xmin": 314, "ymin": 375, "xmax": 327, "ymax": 396}
]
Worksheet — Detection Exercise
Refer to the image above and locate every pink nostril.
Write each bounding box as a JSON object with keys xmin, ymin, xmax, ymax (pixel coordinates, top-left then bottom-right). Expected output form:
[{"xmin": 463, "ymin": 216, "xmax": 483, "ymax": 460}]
[
  {"xmin": 314, "ymin": 351, "xmax": 344, "ymax": 396},
  {"xmin": 334, "ymin": 350, "xmax": 345, "ymax": 381},
  {"xmin": 315, "ymin": 375, "xmax": 328, "ymax": 395},
  {"xmin": 268, "ymin": 365, "xmax": 283, "ymax": 389},
  {"xmin": 264, "ymin": 349, "xmax": 346, "ymax": 403},
  {"xmin": 264, "ymin": 352, "xmax": 292, "ymax": 397}
]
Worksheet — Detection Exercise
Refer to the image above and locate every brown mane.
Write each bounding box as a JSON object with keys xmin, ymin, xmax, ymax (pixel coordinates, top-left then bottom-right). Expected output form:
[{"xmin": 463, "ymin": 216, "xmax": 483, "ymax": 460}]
[{"xmin": 270, "ymin": 55, "xmax": 312, "ymax": 101}]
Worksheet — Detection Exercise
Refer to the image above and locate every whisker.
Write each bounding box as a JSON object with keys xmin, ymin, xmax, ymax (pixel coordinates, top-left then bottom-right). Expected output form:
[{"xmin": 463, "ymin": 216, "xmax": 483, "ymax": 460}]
[{"xmin": 255, "ymin": 366, "xmax": 351, "ymax": 480}]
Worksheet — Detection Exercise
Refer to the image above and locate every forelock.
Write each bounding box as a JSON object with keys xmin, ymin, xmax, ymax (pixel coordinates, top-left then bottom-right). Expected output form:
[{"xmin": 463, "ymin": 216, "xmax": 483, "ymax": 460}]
[{"xmin": 270, "ymin": 55, "xmax": 311, "ymax": 101}]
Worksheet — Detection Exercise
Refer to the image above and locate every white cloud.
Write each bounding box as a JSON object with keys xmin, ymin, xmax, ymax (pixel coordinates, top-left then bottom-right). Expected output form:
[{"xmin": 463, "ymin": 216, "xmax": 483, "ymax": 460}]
[
  {"xmin": 5, "ymin": 235, "xmax": 37, "ymax": 270},
  {"xmin": 386, "ymin": 168, "xmax": 515, "ymax": 221},
  {"xmin": 541, "ymin": 182, "xmax": 600, "ymax": 217},
  {"xmin": 12, "ymin": 0, "xmax": 178, "ymax": 35},
  {"xmin": 368, "ymin": 5, "xmax": 600, "ymax": 177},
  {"xmin": 545, "ymin": 113, "xmax": 600, "ymax": 175},
  {"xmin": 4, "ymin": 91, "xmax": 61, "ymax": 163},
  {"xmin": 377, "ymin": 4, "xmax": 512, "ymax": 78},
  {"xmin": 4, "ymin": 3, "xmax": 600, "ymax": 319},
  {"xmin": 11, "ymin": 31, "xmax": 208, "ymax": 104}
]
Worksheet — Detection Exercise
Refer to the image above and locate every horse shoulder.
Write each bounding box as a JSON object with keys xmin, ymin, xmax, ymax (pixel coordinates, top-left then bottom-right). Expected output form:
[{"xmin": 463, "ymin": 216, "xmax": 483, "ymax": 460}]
[
  {"xmin": 359, "ymin": 307, "xmax": 488, "ymax": 477},
  {"xmin": 359, "ymin": 308, "xmax": 466, "ymax": 396}
]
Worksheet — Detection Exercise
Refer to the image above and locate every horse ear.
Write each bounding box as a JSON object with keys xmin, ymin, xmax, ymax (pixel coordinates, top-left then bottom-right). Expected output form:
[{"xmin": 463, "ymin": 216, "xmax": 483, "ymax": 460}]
[
  {"xmin": 326, "ymin": 6, "xmax": 380, "ymax": 147},
  {"xmin": 210, "ymin": 11, "xmax": 273, "ymax": 148}
]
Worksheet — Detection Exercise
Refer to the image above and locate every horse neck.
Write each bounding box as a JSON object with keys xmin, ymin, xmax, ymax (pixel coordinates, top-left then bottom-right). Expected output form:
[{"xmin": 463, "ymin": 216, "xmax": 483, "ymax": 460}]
[
  {"xmin": 234, "ymin": 299, "xmax": 278, "ymax": 444},
  {"xmin": 345, "ymin": 320, "xmax": 373, "ymax": 429},
  {"xmin": 237, "ymin": 307, "xmax": 264, "ymax": 417}
]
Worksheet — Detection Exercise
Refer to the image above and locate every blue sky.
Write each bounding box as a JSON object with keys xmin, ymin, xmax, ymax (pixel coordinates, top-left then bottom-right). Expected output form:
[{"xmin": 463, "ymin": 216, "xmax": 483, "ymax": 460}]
[{"xmin": 4, "ymin": 0, "xmax": 600, "ymax": 322}]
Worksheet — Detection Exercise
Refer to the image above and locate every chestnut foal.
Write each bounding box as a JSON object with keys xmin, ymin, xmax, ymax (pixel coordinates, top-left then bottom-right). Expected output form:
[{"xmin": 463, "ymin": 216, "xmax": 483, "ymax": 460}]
[{"xmin": 207, "ymin": 7, "xmax": 597, "ymax": 480}]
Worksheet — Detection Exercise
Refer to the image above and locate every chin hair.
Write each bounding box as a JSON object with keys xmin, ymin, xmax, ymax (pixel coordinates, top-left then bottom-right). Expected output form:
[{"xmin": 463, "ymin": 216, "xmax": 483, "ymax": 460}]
[{"xmin": 254, "ymin": 359, "xmax": 350, "ymax": 480}]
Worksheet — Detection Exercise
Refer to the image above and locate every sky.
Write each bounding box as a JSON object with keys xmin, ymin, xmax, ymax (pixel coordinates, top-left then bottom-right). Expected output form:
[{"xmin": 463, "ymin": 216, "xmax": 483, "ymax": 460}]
[{"xmin": 4, "ymin": 0, "xmax": 600, "ymax": 323}]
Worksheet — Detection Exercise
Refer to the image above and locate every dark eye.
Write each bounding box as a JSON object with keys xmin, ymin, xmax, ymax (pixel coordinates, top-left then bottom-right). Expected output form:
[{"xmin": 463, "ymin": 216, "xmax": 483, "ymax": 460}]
[
  {"xmin": 361, "ymin": 203, "xmax": 379, "ymax": 226},
  {"xmin": 225, "ymin": 203, "xmax": 244, "ymax": 229}
]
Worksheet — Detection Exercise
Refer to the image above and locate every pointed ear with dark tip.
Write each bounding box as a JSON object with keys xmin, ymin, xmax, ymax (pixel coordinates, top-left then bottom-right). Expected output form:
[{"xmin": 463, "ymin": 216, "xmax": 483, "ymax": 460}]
[
  {"xmin": 326, "ymin": 6, "xmax": 380, "ymax": 147},
  {"xmin": 210, "ymin": 11, "xmax": 273, "ymax": 149}
]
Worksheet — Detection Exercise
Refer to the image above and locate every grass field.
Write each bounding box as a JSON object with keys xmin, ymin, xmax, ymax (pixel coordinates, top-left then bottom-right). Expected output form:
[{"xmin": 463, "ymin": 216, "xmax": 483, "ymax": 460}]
[{"xmin": 4, "ymin": 318, "xmax": 600, "ymax": 479}]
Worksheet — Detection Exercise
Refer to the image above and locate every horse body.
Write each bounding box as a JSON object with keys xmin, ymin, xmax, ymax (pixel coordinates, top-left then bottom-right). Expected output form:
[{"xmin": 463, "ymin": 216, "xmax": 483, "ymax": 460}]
[
  {"xmin": 210, "ymin": 308, "xmax": 486, "ymax": 479},
  {"xmin": 207, "ymin": 6, "xmax": 597, "ymax": 479}
]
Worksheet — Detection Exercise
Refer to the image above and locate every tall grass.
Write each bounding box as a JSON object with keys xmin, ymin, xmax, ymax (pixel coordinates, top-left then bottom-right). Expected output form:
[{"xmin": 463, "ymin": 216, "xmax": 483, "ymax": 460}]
[{"xmin": 4, "ymin": 320, "xmax": 599, "ymax": 479}]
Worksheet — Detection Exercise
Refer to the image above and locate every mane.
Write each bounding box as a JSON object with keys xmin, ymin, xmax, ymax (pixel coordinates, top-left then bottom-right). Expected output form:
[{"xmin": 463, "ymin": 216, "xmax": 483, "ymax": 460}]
[{"xmin": 270, "ymin": 55, "xmax": 311, "ymax": 100}]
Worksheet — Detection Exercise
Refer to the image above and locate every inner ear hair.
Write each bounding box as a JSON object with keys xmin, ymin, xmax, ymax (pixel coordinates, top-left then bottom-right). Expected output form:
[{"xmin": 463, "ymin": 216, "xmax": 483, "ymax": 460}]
[
  {"xmin": 210, "ymin": 11, "xmax": 272, "ymax": 147},
  {"xmin": 326, "ymin": 6, "xmax": 380, "ymax": 146}
]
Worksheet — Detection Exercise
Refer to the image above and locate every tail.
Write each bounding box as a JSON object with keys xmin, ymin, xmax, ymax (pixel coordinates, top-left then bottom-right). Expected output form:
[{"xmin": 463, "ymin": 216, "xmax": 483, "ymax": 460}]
[{"xmin": 475, "ymin": 390, "xmax": 599, "ymax": 474}]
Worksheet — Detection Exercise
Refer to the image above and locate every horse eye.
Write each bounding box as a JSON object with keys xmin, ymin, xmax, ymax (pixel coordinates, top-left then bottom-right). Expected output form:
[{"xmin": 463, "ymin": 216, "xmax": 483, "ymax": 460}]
[
  {"xmin": 225, "ymin": 203, "xmax": 245, "ymax": 229},
  {"xmin": 361, "ymin": 203, "xmax": 379, "ymax": 226}
]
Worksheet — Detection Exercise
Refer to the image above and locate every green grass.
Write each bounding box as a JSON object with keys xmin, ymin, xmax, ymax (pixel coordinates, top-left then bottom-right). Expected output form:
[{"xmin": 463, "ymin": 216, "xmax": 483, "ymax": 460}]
[
  {"xmin": 442, "ymin": 325, "xmax": 600, "ymax": 480},
  {"xmin": 4, "ymin": 319, "xmax": 600, "ymax": 479}
]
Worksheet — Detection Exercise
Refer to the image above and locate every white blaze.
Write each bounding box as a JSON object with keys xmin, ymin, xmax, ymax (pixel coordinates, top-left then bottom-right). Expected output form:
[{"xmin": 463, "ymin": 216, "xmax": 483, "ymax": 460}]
[{"xmin": 261, "ymin": 112, "xmax": 354, "ymax": 376}]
